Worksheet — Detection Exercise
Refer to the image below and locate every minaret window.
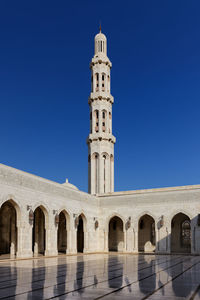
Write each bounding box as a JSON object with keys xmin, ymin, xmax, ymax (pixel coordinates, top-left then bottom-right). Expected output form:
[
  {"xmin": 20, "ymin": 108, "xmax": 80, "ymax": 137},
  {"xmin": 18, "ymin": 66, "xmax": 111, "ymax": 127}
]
[
  {"xmin": 107, "ymin": 75, "xmax": 110, "ymax": 92},
  {"xmin": 94, "ymin": 110, "xmax": 99, "ymax": 132},
  {"xmin": 95, "ymin": 73, "xmax": 99, "ymax": 92},
  {"xmin": 102, "ymin": 110, "xmax": 107, "ymax": 132},
  {"xmin": 102, "ymin": 73, "xmax": 105, "ymax": 91},
  {"xmin": 109, "ymin": 112, "xmax": 111, "ymax": 133}
]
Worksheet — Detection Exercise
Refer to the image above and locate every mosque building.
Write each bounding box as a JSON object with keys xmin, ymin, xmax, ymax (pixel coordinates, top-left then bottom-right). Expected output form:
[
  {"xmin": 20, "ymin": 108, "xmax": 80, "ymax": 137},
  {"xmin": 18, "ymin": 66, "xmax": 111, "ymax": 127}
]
[{"xmin": 0, "ymin": 29, "xmax": 200, "ymax": 259}]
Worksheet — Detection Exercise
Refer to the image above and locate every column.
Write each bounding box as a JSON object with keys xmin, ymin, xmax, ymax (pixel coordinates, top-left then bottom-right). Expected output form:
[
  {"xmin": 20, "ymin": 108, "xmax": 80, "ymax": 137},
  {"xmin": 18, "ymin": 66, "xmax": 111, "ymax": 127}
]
[
  {"xmin": 105, "ymin": 156, "xmax": 110, "ymax": 193},
  {"xmin": 104, "ymin": 230, "xmax": 108, "ymax": 252},
  {"xmin": 99, "ymin": 154, "xmax": 104, "ymax": 193},
  {"xmin": 90, "ymin": 156, "xmax": 95, "ymax": 194}
]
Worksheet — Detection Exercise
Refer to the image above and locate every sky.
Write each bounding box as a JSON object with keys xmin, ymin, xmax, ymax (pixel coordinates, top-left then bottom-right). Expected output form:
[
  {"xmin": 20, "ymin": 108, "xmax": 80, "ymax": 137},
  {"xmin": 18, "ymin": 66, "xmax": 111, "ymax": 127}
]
[{"xmin": 0, "ymin": 0, "xmax": 200, "ymax": 192}]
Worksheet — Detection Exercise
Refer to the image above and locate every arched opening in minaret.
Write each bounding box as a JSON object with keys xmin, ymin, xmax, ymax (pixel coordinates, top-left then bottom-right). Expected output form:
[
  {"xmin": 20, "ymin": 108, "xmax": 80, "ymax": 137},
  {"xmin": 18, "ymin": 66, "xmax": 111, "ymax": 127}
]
[
  {"xmin": 94, "ymin": 110, "xmax": 99, "ymax": 132},
  {"xmin": 109, "ymin": 216, "xmax": 124, "ymax": 252},
  {"xmin": 0, "ymin": 200, "xmax": 18, "ymax": 257},
  {"xmin": 138, "ymin": 214, "xmax": 155, "ymax": 252},
  {"xmin": 107, "ymin": 75, "xmax": 110, "ymax": 92},
  {"xmin": 32, "ymin": 206, "xmax": 47, "ymax": 256},
  {"xmin": 77, "ymin": 214, "xmax": 86, "ymax": 253},
  {"xmin": 109, "ymin": 112, "xmax": 112, "ymax": 133},
  {"xmin": 95, "ymin": 73, "xmax": 99, "ymax": 92},
  {"xmin": 57, "ymin": 210, "xmax": 69, "ymax": 254},
  {"xmin": 171, "ymin": 213, "xmax": 191, "ymax": 253},
  {"xmin": 102, "ymin": 73, "xmax": 106, "ymax": 92},
  {"xmin": 102, "ymin": 110, "xmax": 107, "ymax": 132}
]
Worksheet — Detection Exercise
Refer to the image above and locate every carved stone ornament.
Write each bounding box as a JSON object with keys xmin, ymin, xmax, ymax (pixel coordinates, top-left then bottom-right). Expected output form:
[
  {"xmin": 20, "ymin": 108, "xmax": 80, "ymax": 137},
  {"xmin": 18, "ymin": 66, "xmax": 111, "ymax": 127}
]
[
  {"xmin": 29, "ymin": 209, "xmax": 34, "ymax": 223},
  {"xmin": 55, "ymin": 213, "xmax": 59, "ymax": 225},
  {"xmin": 95, "ymin": 220, "xmax": 99, "ymax": 230},
  {"xmin": 75, "ymin": 216, "xmax": 79, "ymax": 228},
  {"xmin": 126, "ymin": 220, "xmax": 131, "ymax": 230},
  {"xmin": 159, "ymin": 215, "xmax": 164, "ymax": 228}
]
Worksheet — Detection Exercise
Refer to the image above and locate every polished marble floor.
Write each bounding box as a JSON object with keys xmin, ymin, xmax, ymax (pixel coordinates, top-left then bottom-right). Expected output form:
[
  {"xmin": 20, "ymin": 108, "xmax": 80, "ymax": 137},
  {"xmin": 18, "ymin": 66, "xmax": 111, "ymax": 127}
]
[{"xmin": 0, "ymin": 254, "xmax": 200, "ymax": 299}]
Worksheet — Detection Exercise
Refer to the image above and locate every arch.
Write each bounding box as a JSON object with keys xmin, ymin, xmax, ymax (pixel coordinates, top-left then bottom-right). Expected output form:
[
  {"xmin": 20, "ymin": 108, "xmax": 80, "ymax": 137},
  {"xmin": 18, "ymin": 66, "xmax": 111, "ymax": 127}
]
[
  {"xmin": 106, "ymin": 213, "xmax": 126, "ymax": 232},
  {"xmin": 107, "ymin": 75, "xmax": 110, "ymax": 92},
  {"xmin": 32, "ymin": 204, "xmax": 49, "ymax": 229},
  {"xmin": 108, "ymin": 216, "xmax": 124, "ymax": 252},
  {"xmin": 108, "ymin": 111, "xmax": 112, "ymax": 133},
  {"xmin": 0, "ymin": 197, "xmax": 21, "ymax": 227},
  {"xmin": 32, "ymin": 205, "xmax": 48, "ymax": 256},
  {"xmin": 77, "ymin": 213, "xmax": 87, "ymax": 253},
  {"xmin": 169, "ymin": 209, "xmax": 193, "ymax": 223},
  {"xmin": 171, "ymin": 212, "xmax": 191, "ymax": 253},
  {"xmin": 138, "ymin": 214, "xmax": 156, "ymax": 252},
  {"xmin": 102, "ymin": 109, "xmax": 107, "ymax": 132},
  {"xmin": 101, "ymin": 72, "xmax": 106, "ymax": 92},
  {"xmin": 57, "ymin": 210, "xmax": 70, "ymax": 254},
  {"xmin": 0, "ymin": 200, "xmax": 19, "ymax": 257},
  {"xmin": 95, "ymin": 73, "xmax": 99, "ymax": 92},
  {"xmin": 94, "ymin": 110, "xmax": 99, "ymax": 132}
]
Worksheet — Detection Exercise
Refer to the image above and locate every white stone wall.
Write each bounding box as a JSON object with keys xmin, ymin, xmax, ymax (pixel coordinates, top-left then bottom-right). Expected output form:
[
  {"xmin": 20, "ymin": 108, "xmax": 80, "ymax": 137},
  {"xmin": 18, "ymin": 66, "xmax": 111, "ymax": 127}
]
[{"xmin": 0, "ymin": 163, "xmax": 200, "ymax": 257}]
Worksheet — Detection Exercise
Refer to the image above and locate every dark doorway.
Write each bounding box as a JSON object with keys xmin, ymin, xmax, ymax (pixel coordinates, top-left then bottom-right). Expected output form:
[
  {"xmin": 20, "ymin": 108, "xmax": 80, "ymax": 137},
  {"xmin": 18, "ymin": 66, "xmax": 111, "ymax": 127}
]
[
  {"xmin": 77, "ymin": 216, "xmax": 84, "ymax": 253},
  {"xmin": 108, "ymin": 216, "xmax": 124, "ymax": 252},
  {"xmin": 32, "ymin": 207, "xmax": 46, "ymax": 255},
  {"xmin": 0, "ymin": 201, "xmax": 17, "ymax": 256}
]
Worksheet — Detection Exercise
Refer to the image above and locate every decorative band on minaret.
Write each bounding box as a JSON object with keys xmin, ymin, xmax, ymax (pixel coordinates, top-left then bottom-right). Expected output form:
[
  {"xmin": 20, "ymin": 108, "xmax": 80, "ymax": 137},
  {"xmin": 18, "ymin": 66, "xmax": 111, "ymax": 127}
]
[{"xmin": 87, "ymin": 29, "xmax": 116, "ymax": 194}]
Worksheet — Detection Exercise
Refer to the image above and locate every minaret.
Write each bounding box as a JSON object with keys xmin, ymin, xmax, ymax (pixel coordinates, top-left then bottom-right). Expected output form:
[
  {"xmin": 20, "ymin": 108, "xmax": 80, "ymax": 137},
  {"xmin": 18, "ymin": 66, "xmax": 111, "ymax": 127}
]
[{"xmin": 87, "ymin": 28, "xmax": 116, "ymax": 194}]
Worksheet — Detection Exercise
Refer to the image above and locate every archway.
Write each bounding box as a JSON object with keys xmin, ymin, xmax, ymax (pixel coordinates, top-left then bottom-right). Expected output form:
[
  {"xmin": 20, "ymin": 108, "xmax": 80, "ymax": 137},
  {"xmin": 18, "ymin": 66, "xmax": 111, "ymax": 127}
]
[
  {"xmin": 77, "ymin": 215, "xmax": 85, "ymax": 253},
  {"xmin": 57, "ymin": 211, "xmax": 69, "ymax": 254},
  {"xmin": 0, "ymin": 200, "xmax": 18, "ymax": 257},
  {"xmin": 108, "ymin": 216, "xmax": 124, "ymax": 252},
  {"xmin": 171, "ymin": 213, "xmax": 191, "ymax": 253},
  {"xmin": 32, "ymin": 206, "xmax": 46, "ymax": 256},
  {"xmin": 138, "ymin": 214, "xmax": 155, "ymax": 252}
]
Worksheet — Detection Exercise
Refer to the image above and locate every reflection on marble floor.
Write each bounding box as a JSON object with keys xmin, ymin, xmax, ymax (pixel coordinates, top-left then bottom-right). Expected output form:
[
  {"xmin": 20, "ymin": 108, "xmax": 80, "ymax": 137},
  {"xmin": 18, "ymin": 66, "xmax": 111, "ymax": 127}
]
[{"xmin": 0, "ymin": 254, "xmax": 200, "ymax": 299}]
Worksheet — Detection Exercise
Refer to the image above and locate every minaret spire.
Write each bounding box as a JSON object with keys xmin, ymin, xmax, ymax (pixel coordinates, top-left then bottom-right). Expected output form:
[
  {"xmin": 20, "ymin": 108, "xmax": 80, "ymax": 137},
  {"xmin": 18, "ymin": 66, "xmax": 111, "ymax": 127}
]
[{"xmin": 87, "ymin": 29, "xmax": 116, "ymax": 194}]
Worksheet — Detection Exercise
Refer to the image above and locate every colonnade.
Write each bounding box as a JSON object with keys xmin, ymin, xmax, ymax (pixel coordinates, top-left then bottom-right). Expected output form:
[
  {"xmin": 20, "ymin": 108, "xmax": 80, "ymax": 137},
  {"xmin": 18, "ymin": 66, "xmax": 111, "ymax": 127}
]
[{"xmin": 0, "ymin": 200, "xmax": 198, "ymax": 259}]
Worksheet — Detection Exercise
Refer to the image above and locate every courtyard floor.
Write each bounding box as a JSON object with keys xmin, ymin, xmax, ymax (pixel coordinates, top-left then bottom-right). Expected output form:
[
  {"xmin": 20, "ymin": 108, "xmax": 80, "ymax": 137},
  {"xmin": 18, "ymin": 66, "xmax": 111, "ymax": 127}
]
[{"xmin": 0, "ymin": 254, "xmax": 200, "ymax": 299}]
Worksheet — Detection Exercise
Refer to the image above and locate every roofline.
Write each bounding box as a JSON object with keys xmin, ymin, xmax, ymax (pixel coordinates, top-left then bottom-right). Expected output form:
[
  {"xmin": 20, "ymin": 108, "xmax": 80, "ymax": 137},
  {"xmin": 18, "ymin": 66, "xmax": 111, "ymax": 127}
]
[{"xmin": 97, "ymin": 184, "xmax": 200, "ymax": 197}]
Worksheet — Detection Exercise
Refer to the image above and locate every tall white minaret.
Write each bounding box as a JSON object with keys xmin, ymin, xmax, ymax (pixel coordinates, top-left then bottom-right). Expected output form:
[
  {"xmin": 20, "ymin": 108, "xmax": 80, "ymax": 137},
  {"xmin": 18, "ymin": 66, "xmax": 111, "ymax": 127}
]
[{"xmin": 87, "ymin": 27, "xmax": 116, "ymax": 194}]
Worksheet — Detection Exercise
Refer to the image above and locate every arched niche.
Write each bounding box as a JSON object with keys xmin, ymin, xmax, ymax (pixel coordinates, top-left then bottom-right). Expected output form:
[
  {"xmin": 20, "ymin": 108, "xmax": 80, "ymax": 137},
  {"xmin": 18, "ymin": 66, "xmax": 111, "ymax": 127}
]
[
  {"xmin": 0, "ymin": 200, "xmax": 20, "ymax": 257},
  {"xmin": 77, "ymin": 214, "xmax": 87, "ymax": 253},
  {"xmin": 171, "ymin": 213, "xmax": 191, "ymax": 253},
  {"xmin": 108, "ymin": 216, "xmax": 124, "ymax": 252},
  {"xmin": 57, "ymin": 210, "xmax": 70, "ymax": 254},
  {"xmin": 138, "ymin": 214, "xmax": 156, "ymax": 252},
  {"xmin": 32, "ymin": 205, "xmax": 48, "ymax": 256}
]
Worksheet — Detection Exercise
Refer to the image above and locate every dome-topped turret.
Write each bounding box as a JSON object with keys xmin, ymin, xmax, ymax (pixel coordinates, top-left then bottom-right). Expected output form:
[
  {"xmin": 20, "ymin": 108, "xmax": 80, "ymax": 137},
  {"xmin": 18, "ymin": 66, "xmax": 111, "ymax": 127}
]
[{"xmin": 94, "ymin": 26, "xmax": 107, "ymax": 56}]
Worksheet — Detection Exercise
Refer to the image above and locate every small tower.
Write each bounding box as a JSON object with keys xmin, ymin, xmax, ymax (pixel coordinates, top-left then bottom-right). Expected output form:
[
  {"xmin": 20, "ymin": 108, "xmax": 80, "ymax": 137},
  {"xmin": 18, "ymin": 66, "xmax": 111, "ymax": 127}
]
[{"xmin": 87, "ymin": 28, "xmax": 116, "ymax": 194}]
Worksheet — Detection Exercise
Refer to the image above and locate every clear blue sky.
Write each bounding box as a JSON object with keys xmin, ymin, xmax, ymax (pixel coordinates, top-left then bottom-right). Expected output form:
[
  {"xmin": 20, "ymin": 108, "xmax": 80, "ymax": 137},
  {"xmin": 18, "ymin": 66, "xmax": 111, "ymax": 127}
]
[{"xmin": 0, "ymin": 0, "xmax": 199, "ymax": 192}]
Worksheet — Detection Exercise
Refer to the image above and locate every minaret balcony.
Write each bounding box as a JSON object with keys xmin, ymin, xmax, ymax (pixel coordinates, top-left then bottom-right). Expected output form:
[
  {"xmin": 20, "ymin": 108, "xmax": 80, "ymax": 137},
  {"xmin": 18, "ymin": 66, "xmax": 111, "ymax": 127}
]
[
  {"xmin": 87, "ymin": 132, "xmax": 116, "ymax": 144},
  {"xmin": 89, "ymin": 92, "xmax": 114, "ymax": 104}
]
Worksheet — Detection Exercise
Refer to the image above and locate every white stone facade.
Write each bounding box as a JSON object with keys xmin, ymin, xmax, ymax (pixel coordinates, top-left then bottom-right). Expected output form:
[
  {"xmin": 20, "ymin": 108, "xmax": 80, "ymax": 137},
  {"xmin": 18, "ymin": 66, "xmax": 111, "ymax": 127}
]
[{"xmin": 0, "ymin": 29, "xmax": 200, "ymax": 259}]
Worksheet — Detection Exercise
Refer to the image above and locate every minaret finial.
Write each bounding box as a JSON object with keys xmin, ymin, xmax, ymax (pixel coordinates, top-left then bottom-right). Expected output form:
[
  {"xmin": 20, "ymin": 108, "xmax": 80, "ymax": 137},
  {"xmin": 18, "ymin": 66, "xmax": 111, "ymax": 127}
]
[{"xmin": 99, "ymin": 21, "xmax": 101, "ymax": 33}]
